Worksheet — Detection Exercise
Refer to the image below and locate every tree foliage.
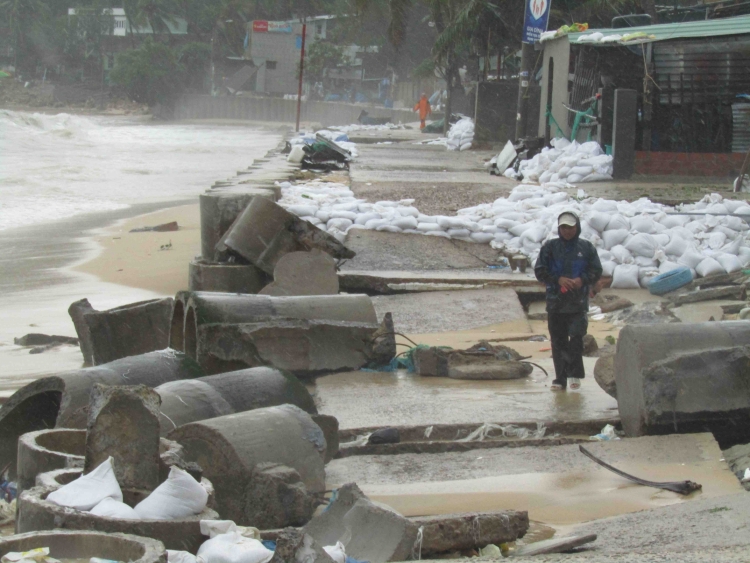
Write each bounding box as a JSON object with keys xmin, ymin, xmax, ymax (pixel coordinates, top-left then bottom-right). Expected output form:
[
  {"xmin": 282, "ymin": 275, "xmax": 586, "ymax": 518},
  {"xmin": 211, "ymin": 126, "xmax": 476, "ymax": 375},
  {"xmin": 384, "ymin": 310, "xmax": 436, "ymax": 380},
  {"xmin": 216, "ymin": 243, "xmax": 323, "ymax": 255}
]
[
  {"xmin": 303, "ymin": 41, "xmax": 346, "ymax": 83},
  {"xmin": 109, "ymin": 38, "xmax": 185, "ymax": 106}
]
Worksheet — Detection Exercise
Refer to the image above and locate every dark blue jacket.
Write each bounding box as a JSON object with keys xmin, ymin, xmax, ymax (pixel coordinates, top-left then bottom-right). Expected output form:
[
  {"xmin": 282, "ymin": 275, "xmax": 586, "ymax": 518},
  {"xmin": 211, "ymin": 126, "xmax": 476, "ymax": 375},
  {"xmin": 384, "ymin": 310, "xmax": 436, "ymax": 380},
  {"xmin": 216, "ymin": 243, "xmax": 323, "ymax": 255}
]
[{"xmin": 534, "ymin": 212, "xmax": 603, "ymax": 314}]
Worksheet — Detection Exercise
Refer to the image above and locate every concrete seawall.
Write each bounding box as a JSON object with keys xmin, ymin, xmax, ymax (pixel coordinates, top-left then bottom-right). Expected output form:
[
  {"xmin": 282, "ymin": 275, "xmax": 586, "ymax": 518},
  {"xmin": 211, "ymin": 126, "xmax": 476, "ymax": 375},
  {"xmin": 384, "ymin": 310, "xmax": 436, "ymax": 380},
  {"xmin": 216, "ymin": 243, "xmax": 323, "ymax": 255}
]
[{"xmin": 174, "ymin": 95, "xmax": 416, "ymax": 126}]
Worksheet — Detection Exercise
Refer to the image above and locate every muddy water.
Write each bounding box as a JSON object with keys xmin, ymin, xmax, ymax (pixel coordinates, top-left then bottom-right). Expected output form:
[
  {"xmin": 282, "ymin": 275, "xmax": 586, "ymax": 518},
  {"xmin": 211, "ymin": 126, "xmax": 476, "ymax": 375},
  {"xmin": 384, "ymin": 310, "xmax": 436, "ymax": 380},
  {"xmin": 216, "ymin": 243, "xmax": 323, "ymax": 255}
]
[{"xmin": 345, "ymin": 460, "xmax": 740, "ymax": 526}]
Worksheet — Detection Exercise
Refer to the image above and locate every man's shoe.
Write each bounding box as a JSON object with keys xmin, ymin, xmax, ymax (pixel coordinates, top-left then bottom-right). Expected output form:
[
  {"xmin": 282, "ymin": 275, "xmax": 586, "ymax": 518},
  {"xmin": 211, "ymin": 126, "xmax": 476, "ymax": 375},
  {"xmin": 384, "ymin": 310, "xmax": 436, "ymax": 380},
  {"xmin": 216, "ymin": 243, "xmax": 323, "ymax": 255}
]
[
  {"xmin": 569, "ymin": 378, "xmax": 581, "ymax": 390},
  {"xmin": 551, "ymin": 379, "xmax": 566, "ymax": 391}
]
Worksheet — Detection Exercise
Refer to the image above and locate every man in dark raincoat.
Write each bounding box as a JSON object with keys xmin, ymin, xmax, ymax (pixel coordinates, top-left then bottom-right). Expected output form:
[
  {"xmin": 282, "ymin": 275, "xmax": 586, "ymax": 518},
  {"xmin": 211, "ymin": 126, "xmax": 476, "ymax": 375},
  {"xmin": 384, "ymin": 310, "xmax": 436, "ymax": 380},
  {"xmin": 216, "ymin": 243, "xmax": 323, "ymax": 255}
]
[{"xmin": 534, "ymin": 211, "xmax": 602, "ymax": 391}]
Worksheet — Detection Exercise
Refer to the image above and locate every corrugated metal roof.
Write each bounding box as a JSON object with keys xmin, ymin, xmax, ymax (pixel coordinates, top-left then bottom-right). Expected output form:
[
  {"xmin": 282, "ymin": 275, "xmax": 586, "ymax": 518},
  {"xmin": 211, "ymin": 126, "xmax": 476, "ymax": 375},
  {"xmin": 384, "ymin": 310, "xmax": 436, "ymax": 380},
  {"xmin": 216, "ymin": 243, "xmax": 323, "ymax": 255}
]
[{"xmin": 568, "ymin": 14, "xmax": 750, "ymax": 45}]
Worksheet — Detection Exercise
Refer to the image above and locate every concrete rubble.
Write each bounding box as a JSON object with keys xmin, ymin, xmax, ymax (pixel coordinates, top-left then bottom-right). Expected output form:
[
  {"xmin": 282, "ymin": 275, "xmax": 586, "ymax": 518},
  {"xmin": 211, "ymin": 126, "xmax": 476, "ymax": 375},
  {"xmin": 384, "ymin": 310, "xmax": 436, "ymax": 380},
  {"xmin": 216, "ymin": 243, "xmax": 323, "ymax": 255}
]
[
  {"xmin": 304, "ymin": 483, "xmax": 419, "ymax": 563},
  {"xmin": 260, "ymin": 249, "xmax": 340, "ymax": 296},
  {"xmin": 414, "ymin": 341, "xmax": 532, "ymax": 380},
  {"xmin": 168, "ymin": 404, "xmax": 327, "ymax": 529},
  {"xmin": 84, "ymin": 384, "xmax": 162, "ymax": 491},
  {"xmin": 68, "ymin": 297, "xmax": 174, "ymax": 366},
  {"xmin": 170, "ymin": 292, "xmax": 391, "ymax": 375},
  {"xmin": 0, "ymin": 350, "xmax": 205, "ymax": 479}
]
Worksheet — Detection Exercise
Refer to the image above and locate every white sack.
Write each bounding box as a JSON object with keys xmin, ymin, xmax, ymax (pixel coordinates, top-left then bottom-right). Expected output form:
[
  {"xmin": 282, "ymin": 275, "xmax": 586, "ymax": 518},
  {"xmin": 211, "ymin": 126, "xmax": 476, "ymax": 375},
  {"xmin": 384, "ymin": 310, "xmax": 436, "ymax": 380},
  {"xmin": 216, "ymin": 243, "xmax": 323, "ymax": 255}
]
[
  {"xmin": 602, "ymin": 229, "xmax": 629, "ymax": 250},
  {"xmin": 611, "ymin": 264, "xmax": 641, "ymax": 289},
  {"xmin": 695, "ymin": 257, "xmax": 726, "ymax": 277},
  {"xmin": 416, "ymin": 222, "xmax": 440, "ymax": 232},
  {"xmin": 285, "ymin": 205, "xmax": 318, "ymax": 217},
  {"xmin": 716, "ymin": 253, "xmax": 743, "ymax": 273},
  {"xmin": 447, "ymin": 228, "xmax": 471, "ymax": 238},
  {"xmin": 327, "ymin": 218, "xmax": 352, "ymax": 231},
  {"xmin": 664, "ymin": 235, "xmax": 688, "ymax": 257},
  {"xmin": 323, "ymin": 543, "xmax": 347, "ymax": 563},
  {"xmin": 630, "ymin": 216, "xmax": 657, "ymax": 234},
  {"xmin": 197, "ymin": 532, "xmax": 274, "ymax": 563},
  {"xmin": 392, "ymin": 216, "xmax": 418, "ymax": 230},
  {"xmin": 47, "ymin": 457, "xmax": 122, "ymax": 511},
  {"xmin": 134, "ymin": 467, "xmax": 208, "ymax": 521},
  {"xmin": 89, "ymin": 497, "xmax": 139, "ymax": 520},
  {"xmin": 679, "ymin": 247, "xmax": 705, "ymax": 269},
  {"xmin": 624, "ymin": 233, "xmax": 657, "ymax": 258},
  {"xmin": 601, "ymin": 260, "xmax": 616, "ymax": 277},
  {"xmin": 610, "ymin": 245, "xmax": 634, "ymax": 264},
  {"xmin": 470, "ymin": 232, "xmax": 495, "ymax": 244},
  {"xmin": 167, "ymin": 551, "xmax": 199, "ymax": 563},
  {"xmin": 586, "ymin": 211, "xmax": 610, "ymax": 232},
  {"xmin": 659, "ymin": 260, "xmax": 682, "ymax": 274}
]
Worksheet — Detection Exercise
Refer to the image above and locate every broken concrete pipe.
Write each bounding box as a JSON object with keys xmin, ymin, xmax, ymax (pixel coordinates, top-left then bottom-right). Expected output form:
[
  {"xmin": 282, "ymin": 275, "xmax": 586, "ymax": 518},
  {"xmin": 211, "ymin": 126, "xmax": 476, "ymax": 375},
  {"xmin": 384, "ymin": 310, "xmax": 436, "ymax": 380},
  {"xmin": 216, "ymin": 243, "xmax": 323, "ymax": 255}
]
[
  {"xmin": 259, "ymin": 249, "xmax": 340, "ymax": 297},
  {"xmin": 170, "ymin": 292, "xmax": 385, "ymax": 374},
  {"xmin": 16, "ymin": 479, "xmax": 218, "ymax": 553},
  {"xmin": 188, "ymin": 259, "xmax": 269, "ymax": 294},
  {"xmin": 199, "ymin": 190, "xmax": 266, "ymax": 261},
  {"xmin": 17, "ymin": 428, "xmax": 201, "ymax": 497},
  {"xmin": 0, "ymin": 350, "xmax": 205, "ymax": 479},
  {"xmin": 304, "ymin": 482, "xmax": 418, "ymax": 563},
  {"xmin": 0, "ymin": 530, "xmax": 167, "ymax": 563},
  {"xmin": 216, "ymin": 196, "xmax": 355, "ymax": 275},
  {"xmin": 168, "ymin": 404, "xmax": 326, "ymax": 529},
  {"xmin": 412, "ymin": 511, "xmax": 529, "ymax": 555},
  {"xmin": 154, "ymin": 367, "xmax": 319, "ymax": 435},
  {"xmin": 615, "ymin": 321, "xmax": 750, "ymax": 442},
  {"xmin": 68, "ymin": 297, "xmax": 174, "ymax": 366}
]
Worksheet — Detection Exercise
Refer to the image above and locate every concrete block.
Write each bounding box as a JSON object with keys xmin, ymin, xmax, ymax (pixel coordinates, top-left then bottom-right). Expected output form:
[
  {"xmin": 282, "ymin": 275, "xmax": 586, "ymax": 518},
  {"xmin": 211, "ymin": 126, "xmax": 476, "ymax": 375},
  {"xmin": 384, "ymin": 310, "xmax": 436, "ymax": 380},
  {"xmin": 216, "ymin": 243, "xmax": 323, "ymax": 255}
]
[
  {"xmin": 168, "ymin": 404, "xmax": 326, "ymax": 528},
  {"xmin": 594, "ymin": 349, "xmax": 616, "ymax": 398},
  {"xmin": 155, "ymin": 367, "xmax": 318, "ymax": 435},
  {"xmin": 85, "ymin": 384, "xmax": 162, "ymax": 491},
  {"xmin": 270, "ymin": 527, "xmax": 335, "ymax": 563},
  {"xmin": 189, "ymin": 259, "xmax": 268, "ymax": 294},
  {"xmin": 615, "ymin": 322, "xmax": 750, "ymax": 437},
  {"xmin": 260, "ymin": 250, "xmax": 339, "ymax": 296},
  {"xmin": 0, "ymin": 351, "xmax": 205, "ymax": 480},
  {"xmin": 217, "ymin": 197, "xmax": 355, "ymax": 275},
  {"xmin": 304, "ymin": 483, "xmax": 419, "ymax": 563},
  {"xmin": 0, "ymin": 530, "xmax": 166, "ymax": 563},
  {"xmin": 311, "ymin": 414, "xmax": 340, "ymax": 463},
  {"xmin": 411, "ymin": 511, "xmax": 529, "ymax": 555},
  {"xmin": 68, "ymin": 298, "xmax": 174, "ymax": 366},
  {"xmin": 200, "ymin": 190, "xmax": 258, "ymax": 261},
  {"xmin": 414, "ymin": 342, "xmax": 531, "ymax": 380}
]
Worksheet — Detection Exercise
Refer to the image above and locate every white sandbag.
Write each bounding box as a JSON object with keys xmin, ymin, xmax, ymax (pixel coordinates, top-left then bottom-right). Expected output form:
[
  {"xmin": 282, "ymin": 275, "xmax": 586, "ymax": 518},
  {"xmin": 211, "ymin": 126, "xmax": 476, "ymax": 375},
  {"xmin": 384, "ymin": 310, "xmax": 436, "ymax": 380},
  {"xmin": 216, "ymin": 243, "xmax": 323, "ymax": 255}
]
[
  {"xmin": 593, "ymin": 199, "xmax": 619, "ymax": 213},
  {"xmin": 355, "ymin": 212, "xmax": 381, "ymax": 225},
  {"xmin": 494, "ymin": 218, "xmax": 520, "ymax": 230},
  {"xmin": 707, "ymin": 231, "xmax": 727, "ymax": 249},
  {"xmin": 624, "ymin": 233, "xmax": 657, "ymax": 258},
  {"xmin": 586, "ymin": 211, "xmax": 610, "ymax": 232},
  {"xmin": 685, "ymin": 220, "xmax": 707, "ymax": 234},
  {"xmin": 287, "ymin": 145, "xmax": 305, "ymax": 164},
  {"xmin": 601, "ymin": 260, "xmax": 616, "ymax": 277},
  {"xmin": 602, "ymin": 229, "xmax": 629, "ymax": 250},
  {"xmin": 569, "ymin": 166, "xmax": 594, "ymax": 177},
  {"xmin": 611, "ymin": 264, "xmax": 641, "ymax": 289},
  {"xmin": 167, "ymin": 551, "xmax": 199, "ymax": 563},
  {"xmin": 315, "ymin": 209, "xmax": 332, "ymax": 222},
  {"xmin": 581, "ymin": 173, "xmax": 613, "ymax": 182},
  {"xmin": 509, "ymin": 223, "xmax": 535, "ymax": 236},
  {"xmin": 47, "ymin": 457, "xmax": 122, "ymax": 511},
  {"xmin": 397, "ymin": 206, "xmax": 420, "ymax": 217},
  {"xmin": 639, "ymin": 268, "xmax": 660, "ymax": 287},
  {"xmin": 447, "ymin": 228, "xmax": 471, "ymax": 238},
  {"xmin": 425, "ymin": 230, "xmax": 450, "ymax": 238},
  {"xmin": 652, "ymin": 233, "xmax": 670, "ymax": 246},
  {"xmin": 376, "ymin": 225, "xmax": 402, "ymax": 233},
  {"xmin": 416, "ymin": 222, "xmax": 440, "ymax": 232},
  {"xmin": 459, "ymin": 142, "xmax": 472, "ymax": 151},
  {"xmin": 365, "ymin": 218, "xmax": 392, "ymax": 230},
  {"xmin": 134, "ymin": 467, "xmax": 208, "ymax": 521},
  {"xmin": 679, "ymin": 247, "xmax": 705, "ymax": 269},
  {"xmin": 327, "ymin": 218, "xmax": 353, "ymax": 231},
  {"xmin": 330, "ymin": 210, "xmax": 358, "ymax": 221},
  {"xmin": 659, "ymin": 260, "xmax": 682, "ymax": 274},
  {"xmin": 567, "ymin": 174, "xmax": 584, "ymax": 183},
  {"xmin": 610, "ymin": 245, "xmax": 634, "ymax": 264},
  {"xmin": 481, "ymin": 225, "xmax": 499, "ymax": 234},
  {"xmin": 539, "ymin": 170, "xmax": 553, "ymax": 184},
  {"xmin": 716, "ymin": 253, "xmax": 743, "ymax": 273},
  {"xmin": 630, "ymin": 216, "xmax": 657, "ymax": 234},
  {"xmin": 300, "ymin": 216, "xmax": 322, "ymax": 226},
  {"xmin": 285, "ymin": 205, "xmax": 318, "ymax": 217},
  {"xmin": 197, "ymin": 532, "xmax": 274, "ymax": 563},
  {"xmin": 721, "ymin": 237, "xmax": 742, "ymax": 256},
  {"xmin": 521, "ymin": 225, "xmax": 547, "ymax": 243},
  {"xmin": 89, "ymin": 497, "xmax": 139, "ymax": 520},
  {"xmin": 634, "ymin": 256, "xmax": 658, "ymax": 268},
  {"xmin": 660, "ymin": 215, "xmax": 690, "ymax": 228},
  {"xmin": 695, "ymin": 257, "xmax": 725, "ymax": 277},
  {"xmin": 323, "ymin": 543, "xmax": 347, "ymax": 563},
  {"xmin": 605, "ymin": 214, "xmax": 630, "ymax": 231},
  {"xmin": 392, "ymin": 216, "xmax": 418, "ymax": 230},
  {"xmin": 470, "ymin": 232, "xmax": 495, "ymax": 244},
  {"xmin": 664, "ymin": 235, "xmax": 688, "ymax": 257}
]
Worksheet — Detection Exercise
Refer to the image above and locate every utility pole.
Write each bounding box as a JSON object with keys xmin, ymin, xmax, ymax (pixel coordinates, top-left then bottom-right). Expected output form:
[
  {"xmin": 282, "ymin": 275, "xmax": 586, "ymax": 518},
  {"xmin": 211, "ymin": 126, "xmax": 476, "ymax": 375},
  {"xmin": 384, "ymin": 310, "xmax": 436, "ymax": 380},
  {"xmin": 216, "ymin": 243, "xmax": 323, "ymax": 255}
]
[{"xmin": 295, "ymin": 18, "xmax": 307, "ymax": 132}]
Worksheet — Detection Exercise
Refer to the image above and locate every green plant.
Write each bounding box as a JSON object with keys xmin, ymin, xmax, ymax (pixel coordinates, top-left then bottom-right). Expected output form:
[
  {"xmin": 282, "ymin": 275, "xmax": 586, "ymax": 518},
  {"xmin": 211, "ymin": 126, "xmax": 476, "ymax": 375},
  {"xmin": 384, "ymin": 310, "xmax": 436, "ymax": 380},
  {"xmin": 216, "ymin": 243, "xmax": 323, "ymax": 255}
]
[
  {"xmin": 605, "ymin": 335, "xmax": 616, "ymax": 345},
  {"xmin": 109, "ymin": 39, "xmax": 185, "ymax": 106}
]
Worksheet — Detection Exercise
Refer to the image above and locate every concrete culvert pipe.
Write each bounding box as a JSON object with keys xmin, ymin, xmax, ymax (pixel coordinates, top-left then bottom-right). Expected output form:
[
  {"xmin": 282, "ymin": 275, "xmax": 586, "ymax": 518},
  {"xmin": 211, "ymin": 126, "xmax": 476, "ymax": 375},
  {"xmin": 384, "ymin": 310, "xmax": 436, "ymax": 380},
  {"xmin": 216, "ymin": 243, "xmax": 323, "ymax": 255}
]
[
  {"xmin": 0, "ymin": 530, "xmax": 166, "ymax": 563},
  {"xmin": 168, "ymin": 404, "xmax": 326, "ymax": 529},
  {"xmin": 615, "ymin": 321, "xmax": 750, "ymax": 439},
  {"xmin": 155, "ymin": 367, "xmax": 318, "ymax": 435},
  {"xmin": 0, "ymin": 350, "xmax": 205, "ymax": 479},
  {"xmin": 169, "ymin": 292, "xmax": 189, "ymax": 351}
]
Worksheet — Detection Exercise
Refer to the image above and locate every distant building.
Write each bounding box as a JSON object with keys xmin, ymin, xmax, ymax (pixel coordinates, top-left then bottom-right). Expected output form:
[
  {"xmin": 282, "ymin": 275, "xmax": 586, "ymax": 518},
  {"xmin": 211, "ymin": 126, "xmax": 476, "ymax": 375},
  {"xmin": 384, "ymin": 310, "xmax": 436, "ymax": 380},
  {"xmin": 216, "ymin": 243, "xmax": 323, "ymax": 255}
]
[
  {"xmin": 67, "ymin": 8, "xmax": 189, "ymax": 37},
  {"xmin": 245, "ymin": 16, "xmax": 332, "ymax": 95}
]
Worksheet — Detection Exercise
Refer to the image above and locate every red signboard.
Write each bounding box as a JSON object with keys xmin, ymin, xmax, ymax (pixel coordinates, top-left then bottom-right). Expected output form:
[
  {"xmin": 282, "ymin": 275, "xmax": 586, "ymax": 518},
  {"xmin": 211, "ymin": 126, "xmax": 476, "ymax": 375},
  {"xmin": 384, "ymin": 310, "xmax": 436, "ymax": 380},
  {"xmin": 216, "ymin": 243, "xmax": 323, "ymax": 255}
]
[{"xmin": 252, "ymin": 20, "xmax": 268, "ymax": 33}]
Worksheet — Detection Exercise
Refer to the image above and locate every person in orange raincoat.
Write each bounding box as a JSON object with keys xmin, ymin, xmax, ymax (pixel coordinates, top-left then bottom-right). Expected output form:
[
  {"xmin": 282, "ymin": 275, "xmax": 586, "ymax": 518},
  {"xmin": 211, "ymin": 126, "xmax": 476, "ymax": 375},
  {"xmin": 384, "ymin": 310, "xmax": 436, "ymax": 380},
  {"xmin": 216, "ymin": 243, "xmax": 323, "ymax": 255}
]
[{"xmin": 414, "ymin": 93, "xmax": 431, "ymax": 129}]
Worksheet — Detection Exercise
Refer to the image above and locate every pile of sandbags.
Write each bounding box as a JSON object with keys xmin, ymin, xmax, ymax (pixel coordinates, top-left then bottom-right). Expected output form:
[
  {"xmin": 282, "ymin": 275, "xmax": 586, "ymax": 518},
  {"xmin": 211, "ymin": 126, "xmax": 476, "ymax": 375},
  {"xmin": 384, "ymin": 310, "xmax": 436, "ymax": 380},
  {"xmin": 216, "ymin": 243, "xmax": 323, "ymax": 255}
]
[
  {"xmin": 276, "ymin": 180, "xmax": 750, "ymax": 288},
  {"xmin": 446, "ymin": 117, "xmax": 474, "ymax": 151},
  {"xmin": 505, "ymin": 138, "xmax": 613, "ymax": 184},
  {"xmin": 329, "ymin": 123, "xmax": 403, "ymax": 133}
]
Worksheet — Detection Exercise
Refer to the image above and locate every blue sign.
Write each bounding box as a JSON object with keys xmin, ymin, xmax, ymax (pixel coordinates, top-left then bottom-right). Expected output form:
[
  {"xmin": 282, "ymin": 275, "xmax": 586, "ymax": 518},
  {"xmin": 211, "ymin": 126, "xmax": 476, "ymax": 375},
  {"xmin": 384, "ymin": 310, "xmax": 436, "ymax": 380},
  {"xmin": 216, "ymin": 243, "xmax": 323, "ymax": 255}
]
[
  {"xmin": 296, "ymin": 35, "xmax": 302, "ymax": 49},
  {"xmin": 522, "ymin": 0, "xmax": 552, "ymax": 44}
]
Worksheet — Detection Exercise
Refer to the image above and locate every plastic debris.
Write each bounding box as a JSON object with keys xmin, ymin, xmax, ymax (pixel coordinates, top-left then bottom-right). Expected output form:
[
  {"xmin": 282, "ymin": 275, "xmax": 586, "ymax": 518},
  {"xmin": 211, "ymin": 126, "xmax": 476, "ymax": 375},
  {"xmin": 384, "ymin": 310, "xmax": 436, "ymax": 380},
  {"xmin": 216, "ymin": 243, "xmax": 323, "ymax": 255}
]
[
  {"xmin": 478, "ymin": 544, "xmax": 502, "ymax": 558},
  {"xmin": 458, "ymin": 422, "xmax": 547, "ymax": 442},
  {"xmin": 589, "ymin": 424, "xmax": 620, "ymax": 441},
  {"xmin": 323, "ymin": 542, "xmax": 346, "ymax": 563},
  {"xmin": 1, "ymin": 548, "xmax": 58, "ymax": 563}
]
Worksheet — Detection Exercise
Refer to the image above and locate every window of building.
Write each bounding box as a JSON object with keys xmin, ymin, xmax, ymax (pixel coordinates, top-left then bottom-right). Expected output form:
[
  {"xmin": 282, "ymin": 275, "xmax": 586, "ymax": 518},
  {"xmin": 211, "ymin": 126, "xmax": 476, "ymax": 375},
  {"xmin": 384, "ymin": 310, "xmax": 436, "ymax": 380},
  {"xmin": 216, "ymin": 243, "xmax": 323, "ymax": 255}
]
[
  {"xmin": 266, "ymin": 61, "xmax": 277, "ymax": 70},
  {"xmin": 315, "ymin": 23, "xmax": 323, "ymax": 36}
]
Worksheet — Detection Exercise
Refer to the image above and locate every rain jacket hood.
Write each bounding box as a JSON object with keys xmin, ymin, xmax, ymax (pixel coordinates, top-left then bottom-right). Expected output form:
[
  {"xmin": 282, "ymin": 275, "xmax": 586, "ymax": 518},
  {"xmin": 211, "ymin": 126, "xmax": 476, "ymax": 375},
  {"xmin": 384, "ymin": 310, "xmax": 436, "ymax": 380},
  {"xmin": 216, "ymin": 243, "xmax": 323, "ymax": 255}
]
[{"xmin": 557, "ymin": 211, "xmax": 582, "ymax": 240}]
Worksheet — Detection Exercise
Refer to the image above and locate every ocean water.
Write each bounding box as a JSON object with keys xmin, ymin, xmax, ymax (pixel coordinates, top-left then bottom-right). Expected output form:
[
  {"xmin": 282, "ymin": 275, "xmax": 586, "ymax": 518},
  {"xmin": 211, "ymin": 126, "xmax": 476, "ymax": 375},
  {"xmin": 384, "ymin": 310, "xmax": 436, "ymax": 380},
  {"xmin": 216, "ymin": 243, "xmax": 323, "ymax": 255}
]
[{"xmin": 0, "ymin": 110, "xmax": 281, "ymax": 230}]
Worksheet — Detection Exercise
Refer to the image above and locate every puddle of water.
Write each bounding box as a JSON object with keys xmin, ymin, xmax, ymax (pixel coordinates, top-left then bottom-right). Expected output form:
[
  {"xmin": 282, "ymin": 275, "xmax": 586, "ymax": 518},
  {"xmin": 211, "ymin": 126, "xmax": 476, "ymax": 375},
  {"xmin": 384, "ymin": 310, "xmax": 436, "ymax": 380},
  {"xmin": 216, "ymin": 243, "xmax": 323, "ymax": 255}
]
[{"xmin": 335, "ymin": 461, "xmax": 740, "ymax": 526}]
